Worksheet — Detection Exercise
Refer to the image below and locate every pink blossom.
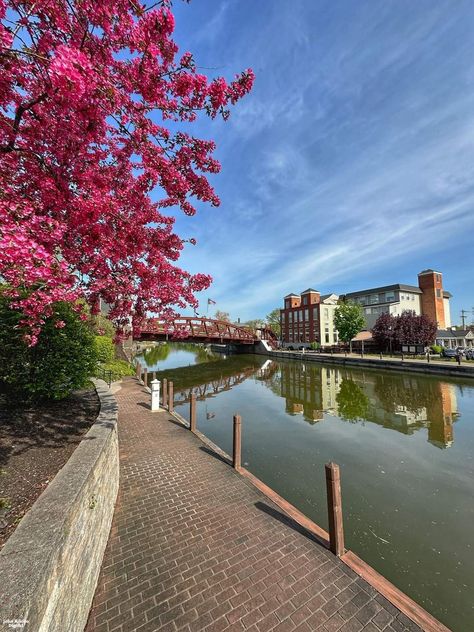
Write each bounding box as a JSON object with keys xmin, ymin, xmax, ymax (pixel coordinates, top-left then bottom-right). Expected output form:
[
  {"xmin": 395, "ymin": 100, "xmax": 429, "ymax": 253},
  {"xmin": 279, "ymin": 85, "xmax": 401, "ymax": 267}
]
[{"xmin": 0, "ymin": 1, "xmax": 253, "ymax": 343}]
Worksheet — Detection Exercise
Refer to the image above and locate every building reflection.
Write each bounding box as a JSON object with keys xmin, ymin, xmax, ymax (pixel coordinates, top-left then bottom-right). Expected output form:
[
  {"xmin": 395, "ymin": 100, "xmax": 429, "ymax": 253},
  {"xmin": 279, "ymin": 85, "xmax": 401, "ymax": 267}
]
[{"xmin": 273, "ymin": 363, "xmax": 459, "ymax": 448}]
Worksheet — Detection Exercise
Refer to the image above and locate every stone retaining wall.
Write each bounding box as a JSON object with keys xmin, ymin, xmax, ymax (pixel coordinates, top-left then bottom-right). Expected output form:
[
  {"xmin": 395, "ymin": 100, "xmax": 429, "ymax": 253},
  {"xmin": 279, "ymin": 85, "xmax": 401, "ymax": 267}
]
[
  {"xmin": 0, "ymin": 380, "xmax": 119, "ymax": 632},
  {"xmin": 268, "ymin": 350, "xmax": 474, "ymax": 378}
]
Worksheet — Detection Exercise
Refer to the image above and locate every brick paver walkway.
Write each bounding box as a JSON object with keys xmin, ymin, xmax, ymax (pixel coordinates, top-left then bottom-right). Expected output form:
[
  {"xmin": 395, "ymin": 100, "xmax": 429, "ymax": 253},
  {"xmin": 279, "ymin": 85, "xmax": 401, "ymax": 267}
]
[{"xmin": 86, "ymin": 378, "xmax": 422, "ymax": 632}]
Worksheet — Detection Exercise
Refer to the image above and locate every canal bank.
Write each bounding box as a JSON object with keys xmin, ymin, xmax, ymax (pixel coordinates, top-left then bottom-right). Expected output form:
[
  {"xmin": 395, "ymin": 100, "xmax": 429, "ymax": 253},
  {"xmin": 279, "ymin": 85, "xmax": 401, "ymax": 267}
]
[
  {"xmin": 86, "ymin": 377, "xmax": 441, "ymax": 632},
  {"xmin": 263, "ymin": 348, "xmax": 474, "ymax": 379},
  {"xmin": 135, "ymin": 346, "xmax": 474, "ymax": 630}
]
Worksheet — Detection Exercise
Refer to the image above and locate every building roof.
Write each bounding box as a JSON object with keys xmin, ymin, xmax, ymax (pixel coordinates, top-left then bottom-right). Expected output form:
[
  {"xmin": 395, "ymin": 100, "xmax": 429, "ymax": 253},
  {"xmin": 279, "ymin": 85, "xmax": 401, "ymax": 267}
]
[
  {"xmin": 284, "ymin": 293, "xmax": 300, "ymax": 298},
  {"xmin": 443, "ymin": 291, "xmax": 452, "ymax": 298},
  {"xmin": 344, "ymin": 283, "xmax": 422, "ymax": 297},
  {"xmin": 436, "ymin": 329, "xmax": 473, "ymax": 338},
  {"xmin": 300, "ymin": 288, "xmax": 319, "ymax": 294},
  {"xmin": 352, "ymin": 331, "xmax": 373, "ymax": 341},
  {"xmin": 320, "ymin": 293, "xmax": 338, "ymax": 302},
  {"xmin": 418, "ymin": 268, "xmax": 441, "ymax": 275}
]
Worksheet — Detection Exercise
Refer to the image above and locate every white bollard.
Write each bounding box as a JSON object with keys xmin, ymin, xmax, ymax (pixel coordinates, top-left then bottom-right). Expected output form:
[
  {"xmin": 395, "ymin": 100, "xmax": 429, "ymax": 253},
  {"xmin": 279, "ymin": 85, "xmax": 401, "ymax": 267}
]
[{"xmin": 150, "ymin": 379, "xmax": 161, "ymax": 411}]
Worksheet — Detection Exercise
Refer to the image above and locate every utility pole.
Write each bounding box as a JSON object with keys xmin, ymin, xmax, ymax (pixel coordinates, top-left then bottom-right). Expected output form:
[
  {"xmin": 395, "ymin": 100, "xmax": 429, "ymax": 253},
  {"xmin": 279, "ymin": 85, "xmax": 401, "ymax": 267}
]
[{"xmin": 460, "ymin": 309, "xmax": 468, "ymax": 328}]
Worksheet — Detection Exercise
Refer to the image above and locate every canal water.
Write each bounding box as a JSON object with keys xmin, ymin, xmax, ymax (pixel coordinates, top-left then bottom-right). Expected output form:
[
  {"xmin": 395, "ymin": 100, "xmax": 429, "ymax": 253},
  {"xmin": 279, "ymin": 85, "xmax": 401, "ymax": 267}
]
[{"xmin": 139, "ymin": 345, "xmax": 474, "ymax": 631}]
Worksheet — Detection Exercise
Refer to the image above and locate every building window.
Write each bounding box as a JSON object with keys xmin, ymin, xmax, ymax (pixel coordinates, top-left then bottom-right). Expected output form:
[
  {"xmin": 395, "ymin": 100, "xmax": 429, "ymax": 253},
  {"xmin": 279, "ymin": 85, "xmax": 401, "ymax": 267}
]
[
  {"xmin": 313, "ymin": 307, "xmax": 318, "ymax": 319},
  {"xmin": 385, "ymin": 292, "xmax": 395, "ymax": 302},
  {"xmin": 305, "ymin": 309, "xmax": 309, "ymax": 321},
  {"xmin": 325, "ymin": 333, "xmax": 330, "ymax": 343},
  {"xmin": 436, "ymin": 289, "xmax": 441, "ymax": 298},
  {"xmin": 302, "ymin": 296, "xmax": 308, "ymax": 305},
  {"xmin": 289, "ymin": 312, "xmax": 293, "ymax": 323},
  {"xmin": 285, "ymin": 300, "xmax": 290, "ymax": 309},
  {"xmin": 370, "ymin": 294, "xmax": 379, "ymax": 304},
  {"xmin": 324, "ymin": 308, "xmax": 329, "ymax": 319}
]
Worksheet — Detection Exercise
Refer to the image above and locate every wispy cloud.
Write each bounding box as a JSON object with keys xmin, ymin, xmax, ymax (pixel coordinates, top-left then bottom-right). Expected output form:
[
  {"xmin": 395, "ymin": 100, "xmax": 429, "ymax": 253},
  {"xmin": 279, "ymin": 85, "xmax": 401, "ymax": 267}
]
[{"xmin": 172, "ymin": 0, "xmax": 474, "ymax": 322}]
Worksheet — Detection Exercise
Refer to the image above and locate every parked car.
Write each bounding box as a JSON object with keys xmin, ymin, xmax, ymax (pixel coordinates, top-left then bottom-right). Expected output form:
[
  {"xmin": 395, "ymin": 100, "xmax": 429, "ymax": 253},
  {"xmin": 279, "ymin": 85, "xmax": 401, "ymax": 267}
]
[
  {"xmin": 465, "ymin": 348, "xmax": 474, "ymax": 360},
  {"xmin": 442, "ymin": 348, "xmax": 458, "ymax": 358}
]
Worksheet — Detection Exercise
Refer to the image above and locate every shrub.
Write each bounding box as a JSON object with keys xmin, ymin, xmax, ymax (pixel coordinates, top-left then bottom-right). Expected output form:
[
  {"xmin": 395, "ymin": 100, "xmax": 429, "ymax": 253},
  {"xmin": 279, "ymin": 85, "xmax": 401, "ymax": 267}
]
[
  {"xmin": 94, "ymin": 336, "xmax": 115, "ymax": 363},
  {"xmin": 430, "ymin": 345, "xmax": 443, "ymax": 354},
  {"xmin": 99, "ymin": 359, "xmax": 135, "ymax": 380},
  {"xmin": 310, "ymin": 342, "xmax": 320, "ymax": 350},
  {"xmin": 0, "ymin": 295, "xmax": 97, "ymax": 401},
  {"xmin": 89, "ymin": 313, "xmax": 116, "ymax": 338}
]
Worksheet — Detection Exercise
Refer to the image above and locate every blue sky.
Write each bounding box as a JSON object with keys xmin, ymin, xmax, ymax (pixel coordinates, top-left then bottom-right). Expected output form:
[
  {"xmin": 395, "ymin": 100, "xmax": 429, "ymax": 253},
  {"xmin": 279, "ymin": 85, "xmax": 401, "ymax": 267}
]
[{"xmin": 166, "ymin": 0, "xmax": 474, "ymax": 324}]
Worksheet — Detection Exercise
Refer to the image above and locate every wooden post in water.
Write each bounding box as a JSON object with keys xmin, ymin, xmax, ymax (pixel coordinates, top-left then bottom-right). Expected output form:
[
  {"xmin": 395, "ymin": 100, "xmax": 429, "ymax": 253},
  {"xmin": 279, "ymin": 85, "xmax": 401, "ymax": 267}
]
[
  {"xmin": 143, "ymin": 367, "xmax": 148, "ymax": 386},
  {"xmin": 135, "ymin": 363, "xmax": 140, "ymax": 378},
  {"xmin": 325, "ymin": 462, "xmax": 344, "ymax": 557},
  {"xmin": 162, "ymin": 378, "xmax": 168, "ymax": 409},
  {"xmin": 190, "ymin": 393, "xmax": 196, "ymax": 432},
  {"xmin": 168, "ymin": 381, "xmax": 174, "ymax": 413},
  {"xmin": 233, "ymin": 414, "xmax": 242, "ymax": 471}
]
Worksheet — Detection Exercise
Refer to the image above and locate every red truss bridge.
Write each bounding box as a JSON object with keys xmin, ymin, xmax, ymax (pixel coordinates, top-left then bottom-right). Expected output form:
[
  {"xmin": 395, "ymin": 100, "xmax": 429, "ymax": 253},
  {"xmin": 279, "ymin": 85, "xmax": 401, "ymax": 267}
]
[{"xmin": 135, "ymin": 317, "xmax": 278, "ymax": 347}]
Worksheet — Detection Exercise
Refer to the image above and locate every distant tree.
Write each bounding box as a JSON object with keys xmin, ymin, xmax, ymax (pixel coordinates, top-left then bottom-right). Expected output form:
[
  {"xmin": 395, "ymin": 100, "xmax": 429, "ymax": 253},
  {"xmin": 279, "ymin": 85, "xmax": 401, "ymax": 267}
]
[
  {"xmin": 266, "ymin": 308, "xmax": 281, "ymax": 337},
  {"xmin": 243, "ymin": 319, "xmax": 264, "ymax": 332},
  {"xmin": 394, "ymin": 311, "xmax": 437, "ymax": 346},
  {"xmin": 214, "ymin": 310, "xmax": 231, "ymax": 322},
  {"xmin": 372, "ymin": 312, "xmax": 396, "ymax": 352},
  {"xmin": 334, "ymin": 301, "xmax": 365, "ymax": 352}
]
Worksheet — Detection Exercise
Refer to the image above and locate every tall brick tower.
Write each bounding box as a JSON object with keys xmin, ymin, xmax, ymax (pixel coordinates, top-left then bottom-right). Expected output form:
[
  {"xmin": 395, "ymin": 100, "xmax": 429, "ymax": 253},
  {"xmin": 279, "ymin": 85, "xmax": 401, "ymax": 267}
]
[{"xmin": 418, "ymin": 269, "xmax": 445, "ymax": 328}]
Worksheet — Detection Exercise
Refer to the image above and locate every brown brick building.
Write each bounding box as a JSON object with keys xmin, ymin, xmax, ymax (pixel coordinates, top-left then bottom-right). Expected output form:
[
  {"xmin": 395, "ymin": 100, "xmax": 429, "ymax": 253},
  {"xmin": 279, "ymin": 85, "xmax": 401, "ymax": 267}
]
[
  {"xmin": 280, "ymin": 289, "xmax": 339, "ymax": 346},
  {"xmin": 280, "ymin": 269, "xmax": 452, "ymax": 345}
]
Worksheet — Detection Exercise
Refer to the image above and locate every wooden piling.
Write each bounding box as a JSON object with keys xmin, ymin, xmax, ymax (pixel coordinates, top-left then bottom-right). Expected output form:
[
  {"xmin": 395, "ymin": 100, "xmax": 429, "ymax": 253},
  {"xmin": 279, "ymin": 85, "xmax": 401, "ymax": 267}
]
[
  {"xmin": 168, "ymin": 381, "xmax": 174, "ymax": 413},
  {"xmin": 162, "ymin": 378, "xmax": 168, "ymax": 409},
  {"xmin": 143, "ymin": 367, "xmax": 148, "ymax": 386},
  {"xmin": 325, "ymin": 462, "xmax": 344, "ymax": 557},
  {"xmin": 190, "ymin": 393, "xmax": 196, "ymax": 432},
  {"xmin": 233, "ymin": 414, "xmax": 242, "ymax": 471}
]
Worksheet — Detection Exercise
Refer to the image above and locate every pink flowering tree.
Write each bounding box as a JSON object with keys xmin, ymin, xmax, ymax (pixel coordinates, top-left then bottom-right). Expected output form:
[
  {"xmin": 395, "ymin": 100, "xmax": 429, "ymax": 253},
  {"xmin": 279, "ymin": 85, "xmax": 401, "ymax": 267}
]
[{"xmin": 0, "ymin": 0, "xmax": 254, "ymax": 344}]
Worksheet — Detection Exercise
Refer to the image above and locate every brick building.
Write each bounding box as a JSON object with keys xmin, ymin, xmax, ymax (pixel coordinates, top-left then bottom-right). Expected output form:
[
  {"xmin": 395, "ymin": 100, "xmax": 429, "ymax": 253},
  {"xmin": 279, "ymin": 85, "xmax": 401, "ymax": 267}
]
[
  {"xmin": 280, "ymin": 289, "xmax": 339, "ymax": 346},
  {"xmin": 280, "ymin": 269, "xmax": 452, "ymax": 346},
  {"xmin": 343, "ymin": 269, "xmax": 452, "ymax": 330}
]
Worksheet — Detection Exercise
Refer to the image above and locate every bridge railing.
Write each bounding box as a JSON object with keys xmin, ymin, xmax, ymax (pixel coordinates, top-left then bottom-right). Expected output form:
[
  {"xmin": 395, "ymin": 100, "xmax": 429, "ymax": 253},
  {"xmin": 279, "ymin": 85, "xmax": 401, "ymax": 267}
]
[{"xmin": 138, "ymin": 317, "xmax": 257, "ymax": 342}]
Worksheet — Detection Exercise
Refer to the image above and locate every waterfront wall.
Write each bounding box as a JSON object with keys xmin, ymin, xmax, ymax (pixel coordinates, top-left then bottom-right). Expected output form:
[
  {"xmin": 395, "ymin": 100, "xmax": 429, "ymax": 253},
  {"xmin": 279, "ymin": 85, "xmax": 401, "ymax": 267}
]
[
  {"xmin": 0, "ymin": 380, "xmax": 119, "ymax": 632},
  {"xmin": 268, "ymin": 350, "xmax": 474, "ymax": 378}
]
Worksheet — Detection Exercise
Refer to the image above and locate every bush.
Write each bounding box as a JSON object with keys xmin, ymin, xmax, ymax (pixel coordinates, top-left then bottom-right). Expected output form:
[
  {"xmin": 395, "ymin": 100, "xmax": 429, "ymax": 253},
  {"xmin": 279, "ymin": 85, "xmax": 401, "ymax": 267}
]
[
  {"xmin": 310, "ymin": 342, "xmax": 320, "ymax": 350},
  {"xmin": 89, "ymin": 313, "xmax": 116, "ymax": 338},
  {"xmin": 0, "ymin": 296, "xmax": 97, "ymax": 401},
  {"xmin": 430, "ymin": 345, "xmax": 443, "ymax": 354},
  {"xmin": 94, "ymin": 335, "xmax": 115, "ymax": 363},
  {"xmin": 98, "ymin": 359, "xmax": 135, "ymax": 380}
]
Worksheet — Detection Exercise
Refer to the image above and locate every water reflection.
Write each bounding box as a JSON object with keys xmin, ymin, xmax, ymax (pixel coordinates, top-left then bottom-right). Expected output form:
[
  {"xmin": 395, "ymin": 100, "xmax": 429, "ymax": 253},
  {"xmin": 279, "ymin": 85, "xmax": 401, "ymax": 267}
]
[
  {"xmin": 164, "ymin": 351, "xmax": 472, "ymax": 630},
  {"xmin": 270, "ymin": 363, "xmax": 459, "ymax": 448},
  {"xmin": 137, "ymin": 342, "xmax": 219, "ymax": 371}
]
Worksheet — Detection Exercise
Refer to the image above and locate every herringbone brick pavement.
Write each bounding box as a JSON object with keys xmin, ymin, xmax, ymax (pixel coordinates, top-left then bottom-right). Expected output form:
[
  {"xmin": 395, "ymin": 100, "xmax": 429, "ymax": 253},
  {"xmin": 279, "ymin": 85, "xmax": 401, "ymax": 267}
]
[{"xmin": 85, "ymin": 378, "xmax": 421, "ymax": 632}]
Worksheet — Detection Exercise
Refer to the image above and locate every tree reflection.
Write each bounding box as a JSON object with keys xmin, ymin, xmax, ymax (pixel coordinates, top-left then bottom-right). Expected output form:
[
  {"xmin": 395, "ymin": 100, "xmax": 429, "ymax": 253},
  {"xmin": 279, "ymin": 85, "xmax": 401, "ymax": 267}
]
[
  {"xmin": 139, "ymin": 342, "xmax": 219, "ymax": 368},
  {"xmin": 335, "ymin": 379, "xmax": 370, "ymax": 422},
  {"xmin": 142, "ymin": 343, "xmax": 171, "ymax": 366},
  {"xmin": 374, "ymin": 374, "xmax": 439, "ymax": 415}
]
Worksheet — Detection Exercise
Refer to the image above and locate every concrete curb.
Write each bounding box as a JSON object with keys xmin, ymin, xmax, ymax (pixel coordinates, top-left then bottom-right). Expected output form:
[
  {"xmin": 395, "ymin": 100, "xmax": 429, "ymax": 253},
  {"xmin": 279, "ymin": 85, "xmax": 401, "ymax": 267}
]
[{"xmin": 0, "ymin": 380, "xmax": 119, "ymax": 632}]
